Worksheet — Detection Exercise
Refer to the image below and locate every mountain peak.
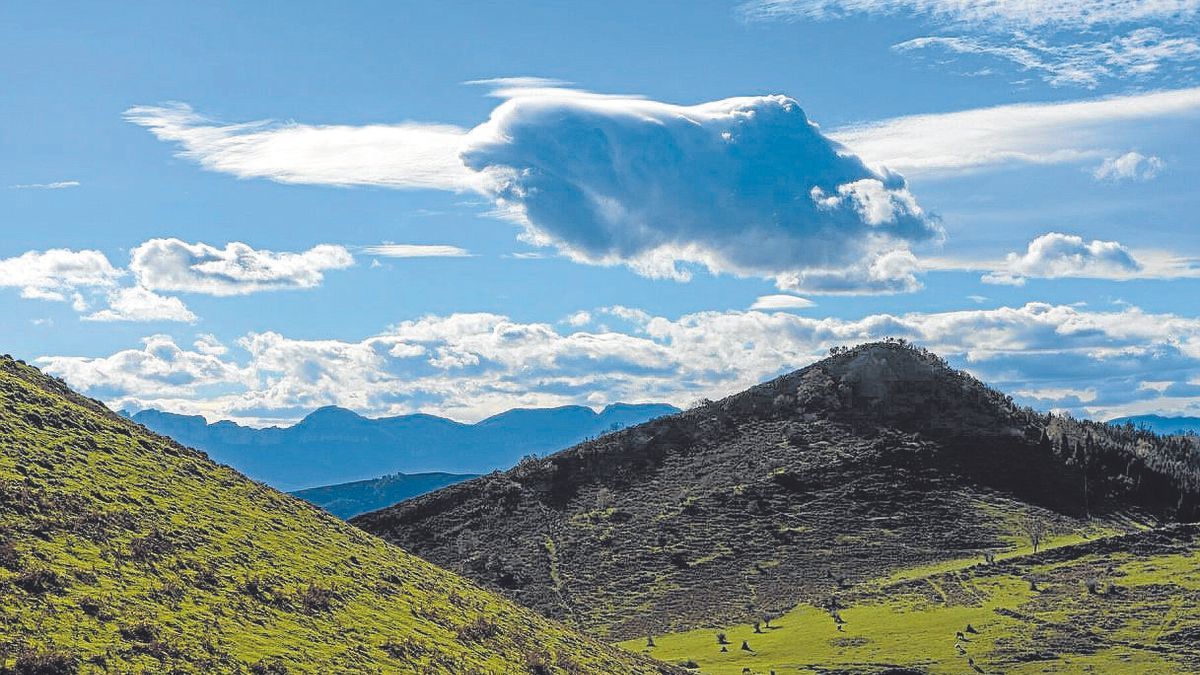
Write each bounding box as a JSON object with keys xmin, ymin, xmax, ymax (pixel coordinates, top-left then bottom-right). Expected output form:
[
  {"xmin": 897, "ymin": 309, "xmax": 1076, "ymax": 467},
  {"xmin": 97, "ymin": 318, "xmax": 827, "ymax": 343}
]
[{"xmin": 297, "ymin": 405, "xmax": 367, "ymax": 426}]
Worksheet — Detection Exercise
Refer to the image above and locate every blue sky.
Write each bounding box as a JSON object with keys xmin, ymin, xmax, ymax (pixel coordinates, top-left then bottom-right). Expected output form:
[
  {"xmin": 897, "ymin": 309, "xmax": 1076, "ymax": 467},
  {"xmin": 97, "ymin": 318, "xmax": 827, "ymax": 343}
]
[{"xmin": 3, "ymin": 1, "xmax": 1200, "ymax": 425}]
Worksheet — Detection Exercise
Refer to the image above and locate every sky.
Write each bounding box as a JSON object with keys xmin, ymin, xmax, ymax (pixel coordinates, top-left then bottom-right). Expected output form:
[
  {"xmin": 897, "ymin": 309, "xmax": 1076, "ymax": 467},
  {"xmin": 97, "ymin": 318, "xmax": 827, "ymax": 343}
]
[{"xmin": 2, "ymin": 0, "xmax": 1200, "ymax": 426}]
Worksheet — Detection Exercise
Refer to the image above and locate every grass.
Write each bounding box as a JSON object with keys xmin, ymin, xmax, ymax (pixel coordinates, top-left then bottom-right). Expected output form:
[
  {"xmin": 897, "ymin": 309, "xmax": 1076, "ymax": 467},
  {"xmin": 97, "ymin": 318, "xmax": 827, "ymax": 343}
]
[
  {"xmin": 622, "ymin": 525, "xmax": 1200, "ymax": 673},
  {"xmin": 0, "ymin": 356, "xmax": 671, "ymax": 674}
]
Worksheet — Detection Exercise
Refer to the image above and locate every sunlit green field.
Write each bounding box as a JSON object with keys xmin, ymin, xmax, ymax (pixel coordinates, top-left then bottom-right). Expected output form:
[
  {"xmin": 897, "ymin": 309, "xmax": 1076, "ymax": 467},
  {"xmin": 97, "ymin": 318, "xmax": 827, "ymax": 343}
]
[{"xmin": 623, "ymin": 527, "xmax": 1200, "ymax": 673}]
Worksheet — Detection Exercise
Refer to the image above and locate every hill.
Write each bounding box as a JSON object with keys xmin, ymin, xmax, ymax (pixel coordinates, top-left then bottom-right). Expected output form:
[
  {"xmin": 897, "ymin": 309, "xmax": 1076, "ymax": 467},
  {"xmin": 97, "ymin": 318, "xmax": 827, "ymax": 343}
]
[
  {"xmin": 129, "ymin": 402, "xmax": 679, "ymax": 490},
  {"xmin": 354, "ymin": 341, "xmax": 1200, "ymax": 642},
  {"xmin": 0, "ymin": 355, "xmax": 678, "ymax": 674},
  {"xmin": 292, "ymin": 472, "xmax": 477, "ymax": 519},
  {"xmin": 1109, "ymin": 414, "xmax": 1200, "ymax": 436}
]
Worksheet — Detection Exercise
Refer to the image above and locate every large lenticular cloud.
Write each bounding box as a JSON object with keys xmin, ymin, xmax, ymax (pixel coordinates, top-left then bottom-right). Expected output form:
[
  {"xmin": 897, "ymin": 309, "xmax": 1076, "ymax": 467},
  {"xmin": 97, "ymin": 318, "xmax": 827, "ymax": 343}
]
[{"xmin": 462, "ymin": 91, "xmax": 941, "ymax": 290}]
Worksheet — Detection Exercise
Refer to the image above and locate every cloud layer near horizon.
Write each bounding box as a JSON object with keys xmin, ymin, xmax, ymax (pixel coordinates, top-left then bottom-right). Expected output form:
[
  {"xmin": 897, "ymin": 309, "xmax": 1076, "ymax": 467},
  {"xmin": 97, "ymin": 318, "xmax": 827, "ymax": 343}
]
[{"xmin": 37, "ymin": 302, "xmax": 1200, "ymax": 426}]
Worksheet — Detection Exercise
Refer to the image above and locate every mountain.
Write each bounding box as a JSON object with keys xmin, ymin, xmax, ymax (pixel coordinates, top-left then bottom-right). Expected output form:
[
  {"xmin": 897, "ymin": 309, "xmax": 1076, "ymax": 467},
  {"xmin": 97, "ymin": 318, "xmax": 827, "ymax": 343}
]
[
  {"xmin": 292, "ymin": 472, "xmax": 477, "ymax": 519},
  {"xmin": 1109, "ymin": 413, "xmax": 1200, "ymax": 436},
  {"xmin": 0, "ymin": 355, "xmax": 678, "ymax": 674},
  {"xmin": 354, "ymin": 341, "xmax": 1200, "ymax": 644},
  {"xmin": 129, "ymin": 402, "xmax": 679, "ymax": 491}
]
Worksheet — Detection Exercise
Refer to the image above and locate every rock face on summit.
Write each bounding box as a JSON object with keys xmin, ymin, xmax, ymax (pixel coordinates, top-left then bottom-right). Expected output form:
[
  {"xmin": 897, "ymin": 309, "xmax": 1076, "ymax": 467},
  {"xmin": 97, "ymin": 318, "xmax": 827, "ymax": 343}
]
[{"xmin": 354, "ymin": 343, "xmax": 1200, "ymax": 639}]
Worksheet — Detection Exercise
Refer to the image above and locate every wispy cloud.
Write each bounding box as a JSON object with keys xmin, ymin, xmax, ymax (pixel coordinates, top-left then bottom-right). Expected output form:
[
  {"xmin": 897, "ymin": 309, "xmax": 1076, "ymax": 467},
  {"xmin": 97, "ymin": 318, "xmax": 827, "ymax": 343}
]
[
  {"xmin": 738, "ymin": 0, "xmax": 1200, "ymax": 29},
  {"xmin": 124, "ymin": 102, "xmax": 477, "ymax": 191},
  {"xmin": 360, "ymin": 244, "xmax": 472, "ymax": 258},
  {"xmin": 8, "ymin": 180, "xmax": 80, "ymax": 190},
  {"xmin": 830, "ymin": 87, "xmax": 1200, "ymax": 175},
  {"xmin": 895, "ymin": 28, "xmax": 1200, "ymax": 88}
]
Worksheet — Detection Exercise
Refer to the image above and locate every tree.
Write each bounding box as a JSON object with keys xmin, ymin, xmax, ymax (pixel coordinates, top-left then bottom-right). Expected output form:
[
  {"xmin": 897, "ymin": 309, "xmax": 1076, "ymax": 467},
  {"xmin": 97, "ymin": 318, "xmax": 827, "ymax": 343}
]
[{"xmin": 1020, "ymin": 516, "xmax": 1048, "ymax": 553}]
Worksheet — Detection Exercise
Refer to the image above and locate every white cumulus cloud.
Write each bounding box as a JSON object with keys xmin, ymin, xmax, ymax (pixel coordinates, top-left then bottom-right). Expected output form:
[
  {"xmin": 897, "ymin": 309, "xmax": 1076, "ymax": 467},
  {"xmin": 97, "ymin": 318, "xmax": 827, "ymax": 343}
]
[
  {"xmin": 982, "ymin": 233, "xmax": 1143, "ymax": 285},
  {"xmin": 38, "ymin": 302, "xmax": 1200, "ymax": 425},
  {"xmin": 85, "ymin": 287, "xmax": 198, "ymax": 323},
  {"xmin": 0, "ymin": 249, "xmax": 123, "ymax": 301},
  {"xmin": 129, "ymin": 238, "xmax": 354, "ymax": 296},
  {"xmin": 1093, "ymin": 151, "xmax": 1165, "ymax": 181}
]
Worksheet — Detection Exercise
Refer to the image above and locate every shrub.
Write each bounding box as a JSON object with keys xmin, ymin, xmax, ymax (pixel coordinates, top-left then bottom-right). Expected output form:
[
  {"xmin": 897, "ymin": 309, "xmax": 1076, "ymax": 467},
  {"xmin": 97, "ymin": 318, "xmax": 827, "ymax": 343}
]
[
  {"xmin": 13, "ymin": 568, "xmax": 63, "ymax": 595},
  {"xmin": 0, "ymin": 540, "xmax": 21, "ymax": 571},
  {"xmin": 295, "ymin": 583, "xmax": 335, "ymax": 613},
  {"xmin": 249, "ymin": 659, "xmax": 288, "ymax": 674},
  {"xmin": 455, "ymin": 616, "xmax": 500, "ymax": 643},
  {"xmin": 10, "ymin": 648, "xmax": 79, "ymax": 675}
]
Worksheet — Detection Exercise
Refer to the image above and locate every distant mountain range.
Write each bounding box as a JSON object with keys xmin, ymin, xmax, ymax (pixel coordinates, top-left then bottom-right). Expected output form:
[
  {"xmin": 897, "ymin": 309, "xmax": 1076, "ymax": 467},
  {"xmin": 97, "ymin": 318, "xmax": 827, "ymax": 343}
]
[
  {"xmin": 291, "ymin": 472, "xmax": 476, "ymax": 519},
  {"xmin": 1109, "ymin": 414, "xmax": 1200, "ymax": 436},
  {"xmin": 127, "ymin": 402, "xmax": 679, "ymax": 491}
]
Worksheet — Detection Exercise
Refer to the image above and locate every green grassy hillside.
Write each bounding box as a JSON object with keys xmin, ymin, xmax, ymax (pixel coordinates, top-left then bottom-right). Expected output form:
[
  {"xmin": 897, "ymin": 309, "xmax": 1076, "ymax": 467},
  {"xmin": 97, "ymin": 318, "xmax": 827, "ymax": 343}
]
[
  {"xmin": 623, "ymin": 525, "xmax": 1200, "ymax": 673},
  {"xmin": 0, "ymin": 356, "xmax": 676, "ymax": 674}
]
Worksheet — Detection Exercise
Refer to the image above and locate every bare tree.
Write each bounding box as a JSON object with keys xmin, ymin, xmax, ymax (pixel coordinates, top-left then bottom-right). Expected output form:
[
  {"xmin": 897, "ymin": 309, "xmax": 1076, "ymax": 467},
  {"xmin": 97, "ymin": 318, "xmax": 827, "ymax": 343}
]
[{"xmin": 1020, "ymin": 516, "xmax": 1049, "ymax": 553}]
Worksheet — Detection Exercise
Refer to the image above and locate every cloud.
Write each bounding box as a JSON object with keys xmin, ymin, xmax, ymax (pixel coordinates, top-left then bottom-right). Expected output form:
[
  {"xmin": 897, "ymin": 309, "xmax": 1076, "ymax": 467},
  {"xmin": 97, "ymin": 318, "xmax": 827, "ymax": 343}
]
[
  {"xmin": 981, "ymin": 233, "xmax": 1142, "ymax": 285},
  {"xmin": 830, "ymin": 87, "xmax": 1200, "ymax": 175},
  {"xmin": 894, "ymin": 28, "xmax": 1200, "ymax": 88},
  {"xmin": 462, "ymin": 90, "xmax": 940, "ymax": 290},
  {"xmin": 0, "ymin": 248, "xmax": 123, "ymax": 301},
  {"xmin": 738, "ymin": 0, "xmax": 1200, "ymax": 28},
  {"xmin": 129, "ymin": 238, "xmax": 354, "ymax": 296},
  {"xmin": 360, "ymin": 244, "xmax": 472, "ymax": 258},
  {"xmin": 565, "ymin": 311, "xmax": 593, "ymax": 327},
  {"xmin": 123, "ymin": 102, "xmax": 478, "ymax": 191},
  {"xmin": 463, "ymin": 76, "xmax": 575, "ymax": 92},
  {"xmin": 1093, "ymin": 151, "xmax": 1165, "ymax": 180},
  {"xmin": 41, "ymin": 301, "xmax": 1200, "ymax": 425},
  {"xmin": 38, "ymin": 334, "xmax": 248, "ymax": 404},
  {"xmin": 750, "ymin": 294, "xmax": 817, "ymax": 310},
  {"xmin": 131, "ymin": 93, "xmax": 940, "ymax": 294},
  {"xmin": 8, "ymin": 181, "xmax": 80, "ymax": 190},
  {"xmin": 84, "ymin": 287, "xmax": 198, "ymax": 323}
]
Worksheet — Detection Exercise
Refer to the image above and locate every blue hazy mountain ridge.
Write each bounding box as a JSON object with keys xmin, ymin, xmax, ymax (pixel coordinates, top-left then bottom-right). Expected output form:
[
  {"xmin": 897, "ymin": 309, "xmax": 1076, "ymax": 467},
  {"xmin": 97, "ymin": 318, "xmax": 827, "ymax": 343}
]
[
  {"xmin": 290, "ymin": 472, "xmax": 478, "ymax": 519},
  {"xmin": 127, "ymin": 402, "xmax": 680, "ymax": 491},
  {"xmin": 1108, "ymin": 414, "xmax": 1200, "ymax": 436}
]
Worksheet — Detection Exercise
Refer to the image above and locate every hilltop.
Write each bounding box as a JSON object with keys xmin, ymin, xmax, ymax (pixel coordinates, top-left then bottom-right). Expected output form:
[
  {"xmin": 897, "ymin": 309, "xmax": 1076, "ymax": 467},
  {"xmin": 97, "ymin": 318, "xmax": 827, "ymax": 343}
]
[
  {"xmin": 0, "ymin": 355, "xmax": 678, "ymax": 674},
  {"xmin": 292, "ymin": 472, "xmax": 477, "ymax": 519},
  {"xmin": 130, "ymin": 402, "xmax": 679, "ymax": 490},
  {"xmin": 355, "ymin": 342, "xmax": 1200, "ymax": 641}
]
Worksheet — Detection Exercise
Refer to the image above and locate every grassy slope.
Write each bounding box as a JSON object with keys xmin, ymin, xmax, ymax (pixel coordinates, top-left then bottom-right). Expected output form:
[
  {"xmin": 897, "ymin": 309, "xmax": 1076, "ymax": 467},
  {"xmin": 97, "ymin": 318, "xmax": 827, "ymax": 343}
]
[
  {"xmin": 0, "ymin": 357, "xmax": 673, "ymax": 674},
  {"xmin": 623, "ymin": 526, "xmax": 1200, "ymax": 673}
]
